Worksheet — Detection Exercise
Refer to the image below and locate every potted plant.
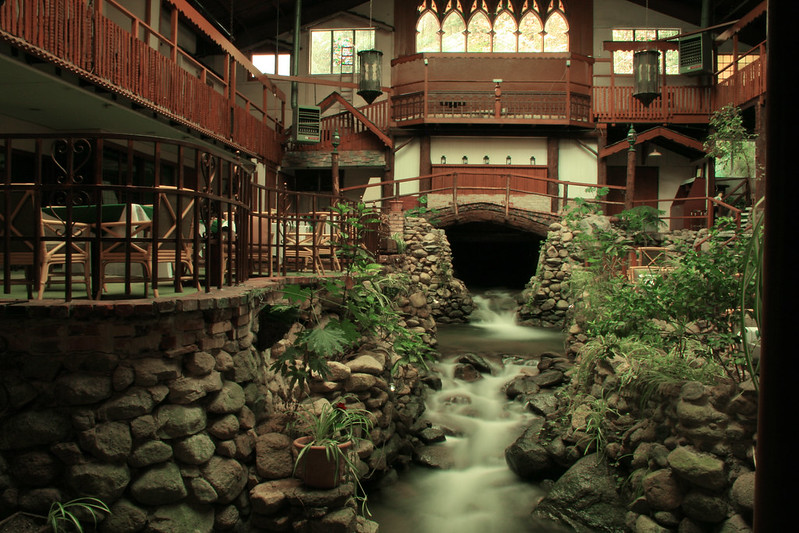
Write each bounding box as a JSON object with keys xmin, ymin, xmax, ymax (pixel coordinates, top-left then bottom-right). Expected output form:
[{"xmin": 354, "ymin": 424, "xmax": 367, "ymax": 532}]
[{"xmin": 292, "ymin": 396, "xmax": 374, "ymax": 490}]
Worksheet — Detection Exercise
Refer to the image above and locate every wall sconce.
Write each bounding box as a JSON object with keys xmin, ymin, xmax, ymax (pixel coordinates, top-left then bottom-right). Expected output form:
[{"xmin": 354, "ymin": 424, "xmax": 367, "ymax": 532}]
[
  {"xmin": 462, "ymin": 155, "xmax": 468, "ymax": 164},
  {"xmin": 530, "ymin": 155, "xmax": 536, "ymax": 165},
  {"xmin": 483, "ymin": 155, "xmax": 490, "ymax": 164},
  {"xmin": 506, "ymin": 155, "xmax": 512, "ymax": 165},
  {"xmin": 441, "ymin": 155, "xmax": 447, "ymax": 164}
]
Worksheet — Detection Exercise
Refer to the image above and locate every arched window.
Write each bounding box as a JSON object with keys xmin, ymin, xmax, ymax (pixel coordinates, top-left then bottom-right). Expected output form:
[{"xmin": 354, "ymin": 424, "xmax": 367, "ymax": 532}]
[
  {"xmin": 493, "ymin": 10, "xmax": 518, "ymax": 52},
  {"xmin": 414, "ymin": 3, "xmax": 569, "ymax": 54},
  {"xmin": 517, "ymin": 11, "xmax": 543, "ymax": 52},
  {"xmin": 417, "ymin": 10, "xmax": 441, "ymax": 52},
  {"xmin": 467, "ymin": 11, "xmax": 492, "ymax": 52},
  {"xmin": 442, "ymin": 11, "xmax": 467, "ymax": 52},
  {"xmin": 543, "ymin": 11, "xmax": 569, "ymax": 52}
]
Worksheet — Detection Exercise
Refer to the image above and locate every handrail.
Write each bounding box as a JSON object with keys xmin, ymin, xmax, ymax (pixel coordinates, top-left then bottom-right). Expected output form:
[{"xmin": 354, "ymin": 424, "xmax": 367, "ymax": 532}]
[{"xmin": 0, "ymin": 0, "xmax": 284, "ymax": 160}]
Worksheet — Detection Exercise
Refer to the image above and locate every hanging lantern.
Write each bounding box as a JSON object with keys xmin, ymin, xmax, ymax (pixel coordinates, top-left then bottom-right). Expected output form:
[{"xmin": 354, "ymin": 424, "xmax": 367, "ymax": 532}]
[
  {"xmin": 357, "ymin": 49, "xmax": 383, "ymax": 104},
  {"xmin": 633, "ymin": 49, "xmax": 661, "ymax": 107}
]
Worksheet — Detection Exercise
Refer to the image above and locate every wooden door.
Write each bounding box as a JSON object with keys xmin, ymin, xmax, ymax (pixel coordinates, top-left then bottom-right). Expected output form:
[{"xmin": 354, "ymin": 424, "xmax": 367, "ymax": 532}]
[{"xmin": 606, "ymin": 166, "xmax": 659, "ymax": 215}]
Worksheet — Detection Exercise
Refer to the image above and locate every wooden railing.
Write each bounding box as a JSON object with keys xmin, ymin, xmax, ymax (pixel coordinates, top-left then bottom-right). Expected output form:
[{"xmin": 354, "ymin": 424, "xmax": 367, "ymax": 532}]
[
  {"xmin": 391, "ymin": 53, "xmax": 594, "ymax": 125},
  {"xmin": 715, "ymin": 43, "xmax": 767, "ymax": 108},
  {"xmin": 1, "ymin": 133, "xmax": 252, "ymax": 301},
  {"xmin": 0, "ymin": 0, "xmax": 284, "ymax": 162}
]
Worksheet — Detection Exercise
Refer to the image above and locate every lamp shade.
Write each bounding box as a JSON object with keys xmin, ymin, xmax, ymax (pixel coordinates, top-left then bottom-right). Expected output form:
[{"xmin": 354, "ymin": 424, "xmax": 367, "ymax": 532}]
[
  {"xmin": 633, "ymin": 50, "xmax": 661, "ymax": 107},
  {"xmin": 357, "ymin": 49, "xmax": 383, "ymax": 104}
]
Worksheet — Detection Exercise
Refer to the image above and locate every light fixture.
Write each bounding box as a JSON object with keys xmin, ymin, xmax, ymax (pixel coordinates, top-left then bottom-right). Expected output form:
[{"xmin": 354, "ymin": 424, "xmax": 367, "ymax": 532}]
[
  {"xmin": 462, "ymin": 155, "xmax": 468, "ymax": 164},
  {"xmin": 483, "ymin": 155, "xmax": 490, "ymax": 164},
  {"xmin": 441, "ymin": 155, "xmax": 447, "ymax": 164},
  {"xmin": 356, "ymin": 0, "xmax": 383, "ymax": 104},
  {"xmin": 530, "ymin": 155, "xmax": 536, "ymax": 165},
  {"xmin": 633, "ymin": 49, "xmax": 661, "ymax": 107},
  {"xmin": 506, "ymin": 155, "xmax": 512, "ymax": 165},
  {"xmin": 627, "ymin": 125, "xmax": 637, "ymax": 150},
  {"xmin": 649, "ymin": 146, "xmax": 662, "ymax": 157}
]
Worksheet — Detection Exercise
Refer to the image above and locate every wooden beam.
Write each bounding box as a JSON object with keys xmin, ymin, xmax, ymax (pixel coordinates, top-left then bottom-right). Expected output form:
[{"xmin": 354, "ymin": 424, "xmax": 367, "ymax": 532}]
[
  {"xmin": 716, "ymin": 1, "xmax": 767, "ymax": 42},
  {"xmin": 599, "ymin": 126, "xmax": 705, "ymax": 158},
  {"xmin": 316, "ymin": 92, "xmax": 393, "ymax": 149}
]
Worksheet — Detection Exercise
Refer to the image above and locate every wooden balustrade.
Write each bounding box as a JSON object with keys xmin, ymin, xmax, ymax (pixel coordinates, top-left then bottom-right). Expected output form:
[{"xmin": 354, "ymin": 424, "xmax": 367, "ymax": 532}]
[{"xmin": 0, "ymin": 0, "xmax": 284, "ymax": 161}]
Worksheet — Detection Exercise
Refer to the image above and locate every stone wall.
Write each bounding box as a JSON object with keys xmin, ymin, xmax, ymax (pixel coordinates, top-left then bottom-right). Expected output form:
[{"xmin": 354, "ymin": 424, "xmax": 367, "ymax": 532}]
[
  {"xmin": 0, "ymin": 280, "xmax": 426, "ymax": 533},
  {"xmin": 518, "ymin": 217, "xmax": 714, "ymax": 330},
  {"xmin": 402, "ymin": 217, "xmax": 473, "ymax": 324}
]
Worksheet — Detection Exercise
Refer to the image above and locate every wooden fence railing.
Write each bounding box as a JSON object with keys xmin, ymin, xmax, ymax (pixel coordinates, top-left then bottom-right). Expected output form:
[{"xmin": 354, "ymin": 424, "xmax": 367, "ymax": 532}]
[{"xmin": 0, "ymin": 0, "xmax": 284, "ymax": 162}]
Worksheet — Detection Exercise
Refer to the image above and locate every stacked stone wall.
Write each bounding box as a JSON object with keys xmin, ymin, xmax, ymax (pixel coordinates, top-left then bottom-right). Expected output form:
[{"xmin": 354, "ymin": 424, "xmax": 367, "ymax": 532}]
[
  {"xmin": 0, "ymin": 281, "xmax": 426, "ymax": 533},
  {"xmin": 402, "ymin": 217, "xmax": 473, "ymax": 324}
]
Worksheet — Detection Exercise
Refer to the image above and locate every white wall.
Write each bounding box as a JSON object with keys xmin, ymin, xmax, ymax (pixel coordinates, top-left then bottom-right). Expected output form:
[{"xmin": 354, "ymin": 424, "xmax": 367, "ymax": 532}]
[
  {"xmin": 394, "ymin": 137, "xmax": 421, "ymax": 196},
  {"xmin": 430, "ymin": 137, "xmax": 548, "ymax": 167},
  {"xmin": 559, "ymin": 139, "xmax": 599, "ymax": 198}
]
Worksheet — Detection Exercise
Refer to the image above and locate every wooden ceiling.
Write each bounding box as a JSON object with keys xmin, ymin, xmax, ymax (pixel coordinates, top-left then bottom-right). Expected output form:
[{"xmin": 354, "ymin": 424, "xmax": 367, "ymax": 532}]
[{"xmin": 187, "ymin": 0, "xmax": 766, "ymax": 53}]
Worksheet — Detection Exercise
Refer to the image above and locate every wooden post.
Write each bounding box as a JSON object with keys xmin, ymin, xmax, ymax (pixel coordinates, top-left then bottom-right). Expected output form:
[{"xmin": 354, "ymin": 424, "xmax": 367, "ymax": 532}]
[
  {"xmin": 625, "ymin": 126, "xmax": 637, "ymax": 210},
  {"xmin": 597, "ymin": 125, "xmax": 608, "ymax": 213},
  {"xmin": 547, "ymin": 138, "xmax": 559, "ymax": 212},
  {"xmin": 420, "ymin": 136, "xmax": 432, "ymax": 196}
]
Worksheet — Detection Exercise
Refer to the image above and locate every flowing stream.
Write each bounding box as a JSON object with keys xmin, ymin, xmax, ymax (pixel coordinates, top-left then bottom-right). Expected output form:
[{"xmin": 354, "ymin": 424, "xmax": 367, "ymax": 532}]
[{"xmin": 371, "ymin": 290, "xmax": 565, "ymax": 533}]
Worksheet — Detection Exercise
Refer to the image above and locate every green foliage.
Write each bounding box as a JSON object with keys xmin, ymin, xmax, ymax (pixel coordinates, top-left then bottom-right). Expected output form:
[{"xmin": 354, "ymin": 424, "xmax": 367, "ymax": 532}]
[
  {"xmin": 576, "ymin": 394, "xmax": 620, "ymax": 456},
  {"xmin": 561, "ymin": 187, "xmax": 609, "ymax": 225},
  {"xmin": 404, "ymin": 195, "xmax": 440, "ymax": 223},
  {"xmin": 293, "ymin": 395, "xmax": 374, "ymax": 515},
  {"xmin": 573, "ymin": 216, "xmax": 754, "ymax": 387},
  {"xmin": 704, "ymin": 104, "xmax": 756, "ymax": 178},
  {"xmin": 270, "ymin": 201, "xmax": 436, "ymax": 400},
  {"xmin": 739, "ymin": 207, "xmax": 764, "ymax": 392},
  {"xmin": 615, "ymin": 206, "xmax": 665, "ymax": 245},
  {"xmin": 46, "ymin": 497, "xmax": 110, "ymax": 533}
]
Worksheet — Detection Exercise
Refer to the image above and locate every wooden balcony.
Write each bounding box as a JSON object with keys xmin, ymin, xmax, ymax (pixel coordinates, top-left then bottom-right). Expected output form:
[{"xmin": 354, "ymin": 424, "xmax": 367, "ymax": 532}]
[
  {"xmin": 391, "ymin": 53, "xmax": 594, "ymax": 126},
  {"xmin": 0, "ymin": 0, "xmax": 284, "ymax": 162}
]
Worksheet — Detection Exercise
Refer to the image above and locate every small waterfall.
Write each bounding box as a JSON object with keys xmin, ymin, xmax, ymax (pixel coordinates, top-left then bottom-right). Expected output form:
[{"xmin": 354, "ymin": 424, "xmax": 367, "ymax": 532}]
[{"xmin": 371, "ymin": 291, "xmax": 564, "ymax": 533}]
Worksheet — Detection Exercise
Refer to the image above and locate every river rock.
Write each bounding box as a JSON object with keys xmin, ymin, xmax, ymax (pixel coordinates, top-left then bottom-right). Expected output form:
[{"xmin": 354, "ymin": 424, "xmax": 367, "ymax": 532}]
[
  {"xmin": 130, "ymin": 462, "xmax": 187, "ymax": 505},
  {"xmin": 525, "ymin": 391, "xmax": 560, "ymax": 416},
  {"xmin": 78, "ymin": 421, "xmax": 133, "ymax": 461},
  {"xmin": 0, "ymin": 410, "xmax": 72, "ymax": 450},
  {"xmin": 256, "ymin": 433, "xmax": 294, "ymax": 479},
  {"xmin": 99, "ymin": 498, "xmax": 148, "ymax": 533},
  {"xmin": 456, "ymin": 353, "xmax": 492, "ymax": 374},
  {"xmin": 173, "ymin": 433, "xmax": 216, "ymax": 465},
  {"xmin": 667, "ymin": 446, "xmax": 726, "ymax": 491},
  {"xmin": 156, "ymin": 405, "xmax": 207, "ymax": 439},
  {"xmin": 453, "ymin": 363, "xmax": 483, "ymax": 382},
  {"xmin": 147, "ymin": 502, "xmax": 214, "ymax": 533},
  {"xmin": 413, "ymin": 445, "xmax": 454, "ymax": 469},
  {"xmin": 201, "ymin": 456, "xmax": 248, "ymax": 503},
  {"xmin": 67, "ymin": 461, "xmax": 131, "ymax": 502},
  {"xmin": 505, "ymin": 422, "xmax": 560, "ymax": 480},
  {"xmin": 530, "ymin": 453, "xmax": 627, "ymax": 532}
]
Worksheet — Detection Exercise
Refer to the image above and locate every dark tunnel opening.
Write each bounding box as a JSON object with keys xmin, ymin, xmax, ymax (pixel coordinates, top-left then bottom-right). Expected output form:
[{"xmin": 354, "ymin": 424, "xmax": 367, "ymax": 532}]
[{"xmin": 444, "ymin": 222, "xmax": 544, "ymax": 291}]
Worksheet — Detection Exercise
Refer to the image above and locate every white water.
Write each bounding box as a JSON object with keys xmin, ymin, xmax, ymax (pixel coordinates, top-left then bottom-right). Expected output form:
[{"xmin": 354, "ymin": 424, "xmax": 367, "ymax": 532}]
[{"xmin": 371, "ymin": 291, "xmax": 565, "ymax": 533}]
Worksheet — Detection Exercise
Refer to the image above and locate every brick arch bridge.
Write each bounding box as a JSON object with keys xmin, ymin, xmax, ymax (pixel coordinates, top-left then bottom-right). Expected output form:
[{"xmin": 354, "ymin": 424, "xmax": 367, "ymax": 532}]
[{"xmin": 428, "ymin": 202, "xmax": 561, "ymax": 237}]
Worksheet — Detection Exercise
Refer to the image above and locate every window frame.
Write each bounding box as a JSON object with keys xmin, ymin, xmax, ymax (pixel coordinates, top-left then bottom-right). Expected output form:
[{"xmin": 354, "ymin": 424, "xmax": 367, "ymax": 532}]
[
  {"xmin": 309, "ymin": 27, "xmax": 376, "ymax": 75},
  {"xmin": 611, "ymin": 28, "xmax": 681, "ymax": 75}
]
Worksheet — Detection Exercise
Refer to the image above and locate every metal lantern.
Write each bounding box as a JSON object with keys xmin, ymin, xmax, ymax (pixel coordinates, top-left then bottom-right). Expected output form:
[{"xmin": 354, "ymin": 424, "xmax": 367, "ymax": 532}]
[
  {"xmin": 633, "ymin": 49, "xmax": 661, "ymax": 107},
  {"xmin": 357, "ymin": 49, "xmax": 383, "ymax": 104}
]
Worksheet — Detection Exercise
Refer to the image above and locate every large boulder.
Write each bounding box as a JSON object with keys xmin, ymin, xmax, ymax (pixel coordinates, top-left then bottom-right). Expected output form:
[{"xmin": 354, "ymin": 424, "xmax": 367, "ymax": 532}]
[{"xmin": 530, "ymin": 454, "xmax": 627, "ymax": 533}]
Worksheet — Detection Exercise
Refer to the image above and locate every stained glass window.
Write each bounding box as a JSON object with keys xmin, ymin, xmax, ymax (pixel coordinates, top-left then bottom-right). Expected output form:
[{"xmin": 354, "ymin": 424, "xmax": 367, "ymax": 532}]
[
  {"xmin": 417, "ymin": 10, "xmax": 441, "ymax": 52},
  {"xmin": 493, "ymin": 11, "xmax": 518, "ymax": 52},
  {"xmin": 310, "ymin": 28, "xmax": 375, "ymax": 75},
  {"xmin": 467, "ymin": 11, "xmax": 492, "ymax": 52},
  {"xmin": 518, "ymin": 12, "xmax": 544, "ymax": 52},
  {"xmin": 543, "ymin": 11, "xmax": 568, "ymax": 52},
  {"xmin": 414, "ymin": 6, "xmax": 569, "ymax": 54},
  {"xmin": 442, "ymin": 12, "xmax": 466, "ymax": 52}
]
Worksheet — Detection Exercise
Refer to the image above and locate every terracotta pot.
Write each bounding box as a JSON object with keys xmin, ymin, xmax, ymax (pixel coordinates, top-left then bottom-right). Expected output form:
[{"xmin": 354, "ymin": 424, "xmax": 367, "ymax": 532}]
[{"xmin": 293, "ymin": 436, "xmax": 352, "ymax": 489}]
